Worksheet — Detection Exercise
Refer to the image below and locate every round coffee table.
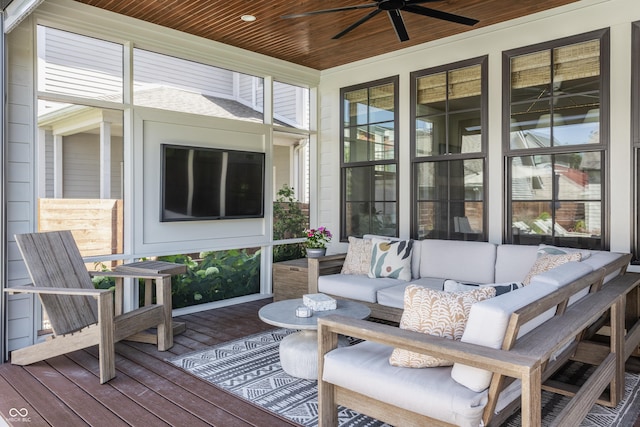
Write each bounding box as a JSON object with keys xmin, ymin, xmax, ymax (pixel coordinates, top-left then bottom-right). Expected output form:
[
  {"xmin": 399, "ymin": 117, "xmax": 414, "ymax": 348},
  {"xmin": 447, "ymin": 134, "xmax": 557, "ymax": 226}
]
[{"xmin": 258, "ymin": 298, "xmax": 371, "ymax": 380}]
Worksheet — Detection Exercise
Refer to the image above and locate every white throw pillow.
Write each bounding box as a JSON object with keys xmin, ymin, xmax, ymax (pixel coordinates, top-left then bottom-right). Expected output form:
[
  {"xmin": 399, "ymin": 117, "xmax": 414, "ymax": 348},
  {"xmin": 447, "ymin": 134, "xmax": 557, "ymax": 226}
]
[
  {"xmin": 340, "ymin": 236, "xmax": 373, "ymax": 275},
  {"xmin": 389, "ymin": 285, "xmax": 496, "ymax": 368},
  {"xmin": 443, "ymin": 279, "xmax": 523, "ymax": 296},
  {"xmin": 368, "ymin": 238, "xmax": 413, "ymax": 281}
]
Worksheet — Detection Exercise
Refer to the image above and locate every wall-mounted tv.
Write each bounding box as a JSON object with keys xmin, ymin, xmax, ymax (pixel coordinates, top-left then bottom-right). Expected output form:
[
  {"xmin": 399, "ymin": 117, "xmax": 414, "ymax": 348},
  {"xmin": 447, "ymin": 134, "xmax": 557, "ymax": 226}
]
[{"xmin": 161, "ymin": 144, "xmax": 265, "ymax": 221}]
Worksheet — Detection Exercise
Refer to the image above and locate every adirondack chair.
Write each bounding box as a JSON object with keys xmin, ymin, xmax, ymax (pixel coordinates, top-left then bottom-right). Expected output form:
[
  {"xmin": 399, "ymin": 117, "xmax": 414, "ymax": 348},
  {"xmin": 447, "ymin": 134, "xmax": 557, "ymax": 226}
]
[{"xmin": 5, "ymin": 230, "xmax": 174, "ymax": 383}]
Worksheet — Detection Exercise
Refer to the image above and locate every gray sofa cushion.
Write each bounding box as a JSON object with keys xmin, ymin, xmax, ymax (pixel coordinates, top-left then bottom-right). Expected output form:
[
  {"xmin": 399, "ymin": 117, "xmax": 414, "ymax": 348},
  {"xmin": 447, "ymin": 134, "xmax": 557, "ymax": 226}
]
[
  {"xmin": 318, "ymin": 274, "xmax": 403, "ymax": 303},
  {"xmin": 323, "ymin": 340, "xmax": 488, "ymax": 427},
  {"xmin": 494, "ymin": 244, "xmax": 539, "ymax": 283},
  {"xmin": 377, "ymin": 277, "xmax": 445, "ymax": 309},
  {"xmin": 418, "ymin": 240, "xmax": 497, "ymax": 284}
]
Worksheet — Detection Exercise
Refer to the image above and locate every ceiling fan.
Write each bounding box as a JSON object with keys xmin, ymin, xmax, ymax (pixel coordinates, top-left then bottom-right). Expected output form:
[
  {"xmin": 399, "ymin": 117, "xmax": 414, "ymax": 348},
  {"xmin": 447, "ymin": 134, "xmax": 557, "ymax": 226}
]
[{"xmin": 281, "ymin": 0, "xmax": 479, "ymax": 42}]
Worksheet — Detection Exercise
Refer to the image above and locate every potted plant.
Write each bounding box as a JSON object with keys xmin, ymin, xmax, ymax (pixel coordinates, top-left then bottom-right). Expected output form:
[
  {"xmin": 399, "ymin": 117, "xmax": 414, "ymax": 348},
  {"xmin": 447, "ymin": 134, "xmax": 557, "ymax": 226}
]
[{"xmin": 304, "ymin": 226, "xmax": 332, "ymax": 258}]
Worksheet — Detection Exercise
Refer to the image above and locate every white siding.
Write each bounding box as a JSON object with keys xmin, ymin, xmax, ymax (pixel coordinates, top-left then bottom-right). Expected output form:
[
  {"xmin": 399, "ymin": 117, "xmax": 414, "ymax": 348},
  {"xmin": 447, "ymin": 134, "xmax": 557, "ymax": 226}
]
[
  {"xmin": 39, "ymin": 26, "xmax": 123, "ymax": 99},
  {"xmin": 6, "ymin": 16, "xmax": 37, "ymax": 353}
]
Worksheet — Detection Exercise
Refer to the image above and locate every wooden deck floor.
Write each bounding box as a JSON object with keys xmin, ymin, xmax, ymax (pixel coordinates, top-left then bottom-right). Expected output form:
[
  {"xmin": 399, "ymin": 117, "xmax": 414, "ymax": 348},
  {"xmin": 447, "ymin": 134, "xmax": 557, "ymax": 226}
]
[
  {"xmin": 1, "ymin": 297, "xmax": 640, "ymax": 427},
  {"xmin": 0, "ymin": 298, "xmax": 298, "ymax": 427}
]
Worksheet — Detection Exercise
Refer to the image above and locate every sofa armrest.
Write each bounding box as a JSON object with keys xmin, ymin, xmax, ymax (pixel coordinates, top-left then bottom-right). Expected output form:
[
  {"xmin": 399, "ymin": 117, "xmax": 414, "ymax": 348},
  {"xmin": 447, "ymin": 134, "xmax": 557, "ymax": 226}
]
[{"xmin": 307, "ymin": 253, "xmax": 347, "ymax": 293}]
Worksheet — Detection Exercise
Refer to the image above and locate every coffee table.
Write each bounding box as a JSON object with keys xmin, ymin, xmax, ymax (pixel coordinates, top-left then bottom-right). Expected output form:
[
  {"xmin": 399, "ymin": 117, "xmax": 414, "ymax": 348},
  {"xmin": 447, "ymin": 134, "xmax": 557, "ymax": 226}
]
[{"xmin": 258, "ymin": 298, "xmax": 371, "ymax": 379}]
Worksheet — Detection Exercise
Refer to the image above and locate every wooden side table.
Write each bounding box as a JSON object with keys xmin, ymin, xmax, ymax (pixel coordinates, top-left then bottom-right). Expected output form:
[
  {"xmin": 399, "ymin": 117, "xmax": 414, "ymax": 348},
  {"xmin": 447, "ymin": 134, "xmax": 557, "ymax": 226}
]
[
  {"xmin": 112, "ymin": 260, "xmax": 188, "ymax": 343},
  {"xmin": 272, "ymin": 258, "xmax": 309, "ymax": 301}
]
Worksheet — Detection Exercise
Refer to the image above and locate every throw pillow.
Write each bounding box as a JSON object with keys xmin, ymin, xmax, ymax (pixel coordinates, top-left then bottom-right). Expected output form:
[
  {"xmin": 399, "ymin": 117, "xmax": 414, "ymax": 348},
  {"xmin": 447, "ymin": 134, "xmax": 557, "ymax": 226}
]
[
  {"xmin": 521, "ymin": 252, "xmax": 582, "ymax": 285},
  {"xmin": 443, "ymin": 279, "xmax": 523, "ymax": 296},
  {"xmin": 368, "ymin": 238, "xmax": 413, "ymax": 281},
  {"xmin": 538, "ymin": 244, "xmax": 591, "ymax": 260},
  {"xmin": 340, "ymin": 236, "xmax": 373, "ymax": 275},
  {"xmin": 389, "ymin": 285, "xmax": 496, "ymax": 368}
]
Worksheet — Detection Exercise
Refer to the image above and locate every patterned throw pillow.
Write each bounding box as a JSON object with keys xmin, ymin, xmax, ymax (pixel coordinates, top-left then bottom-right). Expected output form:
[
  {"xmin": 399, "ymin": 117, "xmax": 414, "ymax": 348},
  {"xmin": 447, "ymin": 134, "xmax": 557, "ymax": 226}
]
[
  {"xmin": 389, "ymin": 285, "xmax": 496, "ymax": 368},
  {"xmin": 340, "ymin": 236, "xmax": 373, "ymax": 275},
  {"xmin": 521, "ymin": 252, "xmax": 582, "ymax": 285},
  {"xmin": 368, "ymin": 238, "xmax": 413, "ymax": 281}
]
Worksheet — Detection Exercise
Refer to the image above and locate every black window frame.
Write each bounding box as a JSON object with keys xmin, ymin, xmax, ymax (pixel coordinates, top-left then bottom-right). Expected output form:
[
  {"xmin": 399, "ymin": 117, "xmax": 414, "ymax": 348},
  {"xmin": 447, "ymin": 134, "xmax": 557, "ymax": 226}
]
[
  {"xmin": 632, "ymin": 21, "xmax": 640, "ymax": 263},
  {"xmin": 340, "ymin": 76, "xmax": 400, "ymax": 241},
  {"xmin": 503, "ymin": 29, "xmax": 610, "ymax": 250},
  {"xmin": 410, "ymin": 56, "xmax": 488, "ymax": 241}
]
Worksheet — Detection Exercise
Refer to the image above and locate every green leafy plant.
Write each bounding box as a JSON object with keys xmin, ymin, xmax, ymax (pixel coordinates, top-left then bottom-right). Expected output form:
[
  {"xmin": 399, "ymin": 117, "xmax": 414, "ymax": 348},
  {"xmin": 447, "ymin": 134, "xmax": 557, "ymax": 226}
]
[{"xmin": 273, "ymin": 184, "xmax": 307, "ymax": 261}]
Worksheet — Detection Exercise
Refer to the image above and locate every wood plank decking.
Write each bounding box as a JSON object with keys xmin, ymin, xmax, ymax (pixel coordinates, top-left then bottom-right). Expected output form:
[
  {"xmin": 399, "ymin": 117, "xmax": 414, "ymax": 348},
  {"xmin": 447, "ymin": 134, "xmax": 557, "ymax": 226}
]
[
  {"xmin": 0, "ymin": 298, "xmax": 297, "ymax": 427},
  {"xmin": 1, "ymin": 297, "xmax": 640, "ymax": 427}
]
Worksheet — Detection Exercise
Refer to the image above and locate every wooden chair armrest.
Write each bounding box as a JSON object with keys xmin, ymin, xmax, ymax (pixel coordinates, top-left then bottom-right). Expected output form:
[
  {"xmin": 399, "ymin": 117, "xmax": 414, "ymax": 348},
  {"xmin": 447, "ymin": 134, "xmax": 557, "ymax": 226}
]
[
  {"xmin": 308, "ymin": 253, "xmax": 347, "ymax": 293},
  {"xmin": 317, "ymin": 315, "xmax": 537, "ymax": 378},
  {"xmin": 4, "ymin": 285, "xmax": 110, "ymax": 297},
  {"xmin": 89, "ymin": 271, "xmax": 171, "ymax": 280}
]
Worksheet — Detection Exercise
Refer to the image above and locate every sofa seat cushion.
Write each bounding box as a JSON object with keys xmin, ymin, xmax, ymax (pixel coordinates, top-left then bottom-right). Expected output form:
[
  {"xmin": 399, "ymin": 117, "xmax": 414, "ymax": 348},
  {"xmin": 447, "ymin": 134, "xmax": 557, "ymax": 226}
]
[
  {"xmin": 318, "ymin": 274, "xmax": 403, "ymax": 303},
  {"xmin": 376, "ymin": 278, "xmax": 445, "ymax": 309},
  {"xmin": 418, "ymin": 240, "xmax": 497, "ymax": 284},
  {"xmin": 582, "ymin": 252, "xmax": 625, "ymax": 283},
  {"xmin": 323, "ymin": 341, "xmax": 488, "ymax": 427},
  {"xmin": 451, "ymin": 282, "xmax": 558, "ymax": 392}
]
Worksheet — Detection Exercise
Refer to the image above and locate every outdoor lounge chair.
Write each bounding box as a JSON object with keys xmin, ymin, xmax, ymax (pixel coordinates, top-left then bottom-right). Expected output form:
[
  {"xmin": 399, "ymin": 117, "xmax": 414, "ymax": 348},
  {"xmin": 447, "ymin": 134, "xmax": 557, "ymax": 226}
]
[{"xmin": 5, "ymin": 230, "xmax": 174, "ymax": 383}]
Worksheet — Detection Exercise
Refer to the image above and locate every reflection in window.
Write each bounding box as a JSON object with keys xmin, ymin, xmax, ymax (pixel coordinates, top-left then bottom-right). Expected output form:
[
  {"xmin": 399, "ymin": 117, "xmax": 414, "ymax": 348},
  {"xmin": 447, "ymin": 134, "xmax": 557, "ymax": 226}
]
[
  {"xmin": 505, "ymin": 31, "xmax": 608, "ymax": 249},
  {"xmin": 341, "ymin": 77, "xmax": 398, "ymax": 238},
  {"xmin": 37, "ymin": 26, "xmax": 123, "ymax": 102},
  {"xmin": 37, "ymin": 100, "xmax": 124, "ymax": 257},
  {"xmin": 273, "ymin": 81, "xmax": 310, "ymax": 130},
  {"xmin": 411, "ymin": 58, "xmax": 487, "ymax": 240},
  {"xmin": 133, "ymin": 48, "xmax": 264, "ymax": 122}
]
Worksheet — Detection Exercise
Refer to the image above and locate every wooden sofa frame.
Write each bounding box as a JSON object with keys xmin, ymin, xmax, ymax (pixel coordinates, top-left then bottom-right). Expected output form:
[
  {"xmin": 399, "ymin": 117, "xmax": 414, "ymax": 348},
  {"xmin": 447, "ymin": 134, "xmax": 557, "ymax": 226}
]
[{"xmin": 317, "ymin": 254, "xmax": 640, "ymax": 427}]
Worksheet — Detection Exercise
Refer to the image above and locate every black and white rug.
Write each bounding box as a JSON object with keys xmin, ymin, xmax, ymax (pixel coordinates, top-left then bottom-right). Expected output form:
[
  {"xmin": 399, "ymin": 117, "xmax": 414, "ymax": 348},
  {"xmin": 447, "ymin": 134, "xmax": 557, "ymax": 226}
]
[{"xmin": 168, "ymin": 328, "xmax": 640, "ymax": 427}]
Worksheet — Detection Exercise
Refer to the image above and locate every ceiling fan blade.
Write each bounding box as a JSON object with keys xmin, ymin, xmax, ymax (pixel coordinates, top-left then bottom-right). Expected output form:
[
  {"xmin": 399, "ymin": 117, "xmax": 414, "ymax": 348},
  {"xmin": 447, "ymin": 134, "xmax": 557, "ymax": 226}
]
[
  {"xmin": 332, "ymin": 9, "xmax": 382, "ymax": 39},
  {"xmin": 387, "ymin": 10, "xmax": 409, "ymax": 42},
  {"xmin": 403, "ymin": 5, "xmax": 479, "ymax": 26},
  {"xmin": 282, "ymin": 3, "xmax": 376, "ymax": 19}
]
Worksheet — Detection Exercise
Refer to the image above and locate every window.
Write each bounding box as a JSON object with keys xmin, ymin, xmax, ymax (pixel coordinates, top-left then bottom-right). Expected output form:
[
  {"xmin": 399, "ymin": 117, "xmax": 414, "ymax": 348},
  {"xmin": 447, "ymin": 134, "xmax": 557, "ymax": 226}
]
[
  {"xmin": 133, "ymin": 49, "xmax": 264, "ymax": 122},
  {"xmin": 341, "ymin": 77, "xmax": 399, "ymax": 238},
  {"xmin": 504, "ymin": 30, "xmax": 609, "ymax": 249},
  {"xmin": 411, "ymin": 58, "xmax": 487, "ymax": 240},
  {"xmin": 632, "ymin": 21, "xmax": 640, "ymax": 262}
]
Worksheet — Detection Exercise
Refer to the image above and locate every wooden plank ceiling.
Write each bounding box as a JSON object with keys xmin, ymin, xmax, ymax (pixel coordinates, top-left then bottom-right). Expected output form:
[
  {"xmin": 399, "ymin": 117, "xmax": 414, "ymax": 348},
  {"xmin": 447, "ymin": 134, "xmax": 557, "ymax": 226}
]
[{"xmin": 73, "ymin": 0, "xmax": 579, "ymax": 70}]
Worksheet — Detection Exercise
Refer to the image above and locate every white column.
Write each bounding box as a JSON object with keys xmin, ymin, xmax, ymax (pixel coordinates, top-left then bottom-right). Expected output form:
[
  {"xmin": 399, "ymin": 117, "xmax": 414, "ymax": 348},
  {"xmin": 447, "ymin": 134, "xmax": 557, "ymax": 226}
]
[
  {"xmin": 100, "ymin": 120, "xmax": 111, "ymax": 199},
  {"xmin": 53, "ymin": 134, "xmax": 63, "ymax": 198}
]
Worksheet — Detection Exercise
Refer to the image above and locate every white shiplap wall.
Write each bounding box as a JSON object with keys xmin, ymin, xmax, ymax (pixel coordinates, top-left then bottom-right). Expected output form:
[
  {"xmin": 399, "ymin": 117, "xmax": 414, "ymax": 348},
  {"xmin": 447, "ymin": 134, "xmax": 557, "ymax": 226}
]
[{"xmin": 6, "ymin": 15, "xmax": 37, "ymax": 352}]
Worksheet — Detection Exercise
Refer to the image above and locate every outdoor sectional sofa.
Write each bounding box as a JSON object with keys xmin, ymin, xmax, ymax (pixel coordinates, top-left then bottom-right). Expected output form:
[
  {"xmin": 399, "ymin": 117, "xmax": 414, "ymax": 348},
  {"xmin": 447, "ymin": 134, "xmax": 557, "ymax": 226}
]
[{"xmin": 307, "ymin": 236, "xmax": 640, "ymax": 426}]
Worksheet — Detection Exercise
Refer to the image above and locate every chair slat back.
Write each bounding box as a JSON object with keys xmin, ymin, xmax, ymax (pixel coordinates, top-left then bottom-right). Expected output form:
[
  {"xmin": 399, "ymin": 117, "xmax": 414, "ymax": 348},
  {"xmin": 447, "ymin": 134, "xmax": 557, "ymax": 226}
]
[{"xmin": 15, "ymin": 231, "xmax": 99, "ymax": 335}]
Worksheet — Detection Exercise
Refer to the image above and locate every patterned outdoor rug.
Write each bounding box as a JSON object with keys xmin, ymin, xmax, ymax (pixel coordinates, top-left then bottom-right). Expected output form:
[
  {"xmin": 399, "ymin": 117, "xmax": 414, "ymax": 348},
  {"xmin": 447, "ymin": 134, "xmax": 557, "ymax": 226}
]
[{"xmin": 168, "ymin": 328, "xmax": 640, "ymax": 427}]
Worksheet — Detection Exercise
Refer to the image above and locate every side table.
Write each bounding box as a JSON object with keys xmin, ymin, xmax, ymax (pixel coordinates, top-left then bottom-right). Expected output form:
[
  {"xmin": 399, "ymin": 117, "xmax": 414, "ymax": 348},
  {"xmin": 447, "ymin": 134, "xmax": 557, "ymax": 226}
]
[
  {"xmin": 113, "ymin": 260, "xmax": 187, "ymax": 343},
  {"xmin": 258, "ymin": 298, "xmax": 371, "ymax": 379}
]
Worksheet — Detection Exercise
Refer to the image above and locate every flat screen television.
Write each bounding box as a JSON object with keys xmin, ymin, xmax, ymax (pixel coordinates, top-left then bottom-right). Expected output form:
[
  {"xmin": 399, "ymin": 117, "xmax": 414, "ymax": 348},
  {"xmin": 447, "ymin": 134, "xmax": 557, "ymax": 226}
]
[{"xmin": 161, "ymin": 144, "xmax": 265, "ymax": 221}]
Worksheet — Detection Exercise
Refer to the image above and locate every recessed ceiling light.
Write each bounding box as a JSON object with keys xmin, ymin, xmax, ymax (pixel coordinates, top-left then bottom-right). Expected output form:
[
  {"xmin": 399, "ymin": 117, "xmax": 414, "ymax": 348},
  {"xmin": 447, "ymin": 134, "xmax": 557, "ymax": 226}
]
[{"xmin": 241, "ymin": 15, "xmax": 256, "ymax": 22}]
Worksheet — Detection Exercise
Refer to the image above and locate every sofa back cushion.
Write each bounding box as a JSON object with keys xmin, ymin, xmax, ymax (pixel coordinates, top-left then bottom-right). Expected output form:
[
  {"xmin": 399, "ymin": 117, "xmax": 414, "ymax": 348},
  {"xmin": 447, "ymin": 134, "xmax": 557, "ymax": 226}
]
[
  {"xmin": 494, "ymin": 245, "xmax": 539, "ymax": 283},
  {"xmin": 450, "ymin": 282, "xmax": 557, "ymax": 392},
  {"xmin": 418, "ymin": 240, "xmax": 497, "ymax": 283}
]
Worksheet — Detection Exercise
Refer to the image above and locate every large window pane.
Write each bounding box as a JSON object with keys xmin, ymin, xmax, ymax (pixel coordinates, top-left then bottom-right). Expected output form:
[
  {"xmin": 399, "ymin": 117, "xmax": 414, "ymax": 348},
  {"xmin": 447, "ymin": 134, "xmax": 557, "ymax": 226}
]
[
  {"xmin": 344, "ymin": 165, "xmax": 397, "ymax": 237},
  {"xmin": 133, "ymin": 48, "xmax": 264, "ymax": 122},
  {"xmin": 37, "ymin": 26, "xmax": 123, "ymax": 102},
  {"xmin": 412, "ymin": 58, "xmax": 486, "ymax": 241},
  {"xmin": 37, "ymin": 100, "xmax": 124, "ymax": 257},
  {"xmin": 274, "ymin": 81, "xmax": 310, "ymax": 130},
  {"xmin": 341, "ymin": 77, "xmax": 398, "ymax": 239}
]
